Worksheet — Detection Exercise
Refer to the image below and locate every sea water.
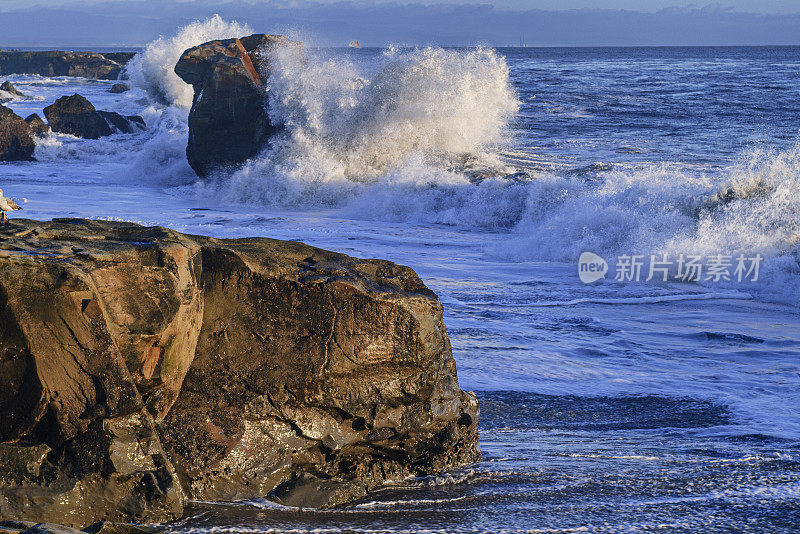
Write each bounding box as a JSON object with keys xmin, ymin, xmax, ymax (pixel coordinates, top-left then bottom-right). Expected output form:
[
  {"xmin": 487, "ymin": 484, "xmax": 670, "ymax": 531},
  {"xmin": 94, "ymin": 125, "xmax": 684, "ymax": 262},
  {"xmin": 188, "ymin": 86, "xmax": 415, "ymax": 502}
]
[{"xmin": 1, "ymin": 18, "xmax": 799, "ymax": 532}]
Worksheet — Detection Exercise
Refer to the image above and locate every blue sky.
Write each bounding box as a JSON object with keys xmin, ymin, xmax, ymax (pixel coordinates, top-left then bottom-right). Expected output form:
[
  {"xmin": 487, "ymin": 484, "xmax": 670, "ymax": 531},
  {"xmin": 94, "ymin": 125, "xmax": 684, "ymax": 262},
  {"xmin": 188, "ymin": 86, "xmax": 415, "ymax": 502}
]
[
  {"xmin": 1, "ymin": 1, "xmax": 800, "ymax": 47},
  {"xmin": 1, "ymin": 0, "xmax": 798, "ymax": 12}
]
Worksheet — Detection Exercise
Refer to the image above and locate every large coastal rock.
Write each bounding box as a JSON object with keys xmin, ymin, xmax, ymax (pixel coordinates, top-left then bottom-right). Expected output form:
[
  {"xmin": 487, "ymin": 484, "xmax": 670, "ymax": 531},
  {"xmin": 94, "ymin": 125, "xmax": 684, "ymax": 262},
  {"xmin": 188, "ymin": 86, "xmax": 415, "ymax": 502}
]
[
  {"xmin": 174, "ymin": 34, "xmax": 299, "ymax": 177},
  {"xmin": 0, "ymin": 105, "xmax": 34, "ymax": 161},
  {"xmin": 0, "ymin": 51, "xmax": 134, "ymax": 80},
  {"xmin": 43, "ymin": 94, "xmax": 144, "ymax": 139},
  {"xmin": 0, "ymin": 219, "xmax": 480, "ymax": 524},
  {"xmin": 0, "ymin": 520, "xmax": 160, "ymax": 534}
]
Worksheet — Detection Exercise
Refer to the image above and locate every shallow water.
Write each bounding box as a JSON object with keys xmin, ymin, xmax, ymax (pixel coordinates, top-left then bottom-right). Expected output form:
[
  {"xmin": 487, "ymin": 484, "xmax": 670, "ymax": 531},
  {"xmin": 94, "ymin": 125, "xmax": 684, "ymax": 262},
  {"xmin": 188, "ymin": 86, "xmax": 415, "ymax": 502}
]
[{"xmin": 1, "ymin": 33, "xmax": 799, "ymax": 532}]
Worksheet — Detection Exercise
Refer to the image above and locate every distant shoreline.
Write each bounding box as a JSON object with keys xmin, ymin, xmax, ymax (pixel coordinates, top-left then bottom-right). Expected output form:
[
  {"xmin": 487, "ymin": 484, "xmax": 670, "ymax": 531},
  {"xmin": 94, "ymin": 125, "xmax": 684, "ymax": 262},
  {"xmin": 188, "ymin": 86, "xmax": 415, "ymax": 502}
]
[
  {"xmin": 0, "ymin": 46, "xmax": 142, "ymax": 53},
  {"xmin": 3, "ymin": 44, "xmax": 800, "ymax": 53}
]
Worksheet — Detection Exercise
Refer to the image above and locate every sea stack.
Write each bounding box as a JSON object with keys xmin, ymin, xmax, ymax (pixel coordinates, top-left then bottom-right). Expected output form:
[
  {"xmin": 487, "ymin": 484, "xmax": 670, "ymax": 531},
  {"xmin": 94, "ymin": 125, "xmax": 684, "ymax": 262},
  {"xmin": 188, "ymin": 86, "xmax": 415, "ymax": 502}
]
[{"xmin": 174, "ymin": 34, "xmax": 301, "ymax": 177}]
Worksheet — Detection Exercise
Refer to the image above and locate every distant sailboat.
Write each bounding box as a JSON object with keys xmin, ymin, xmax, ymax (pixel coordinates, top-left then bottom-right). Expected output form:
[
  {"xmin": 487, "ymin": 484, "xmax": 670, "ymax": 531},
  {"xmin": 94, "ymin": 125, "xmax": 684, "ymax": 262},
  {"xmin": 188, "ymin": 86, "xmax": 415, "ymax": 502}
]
[
  {"xmin": 349, "ymin": 40, "xmax": 361, "ymax": 48},
  {"xmin": 520, "ymin": 36, "xmax": 528, "ymax": 48}
]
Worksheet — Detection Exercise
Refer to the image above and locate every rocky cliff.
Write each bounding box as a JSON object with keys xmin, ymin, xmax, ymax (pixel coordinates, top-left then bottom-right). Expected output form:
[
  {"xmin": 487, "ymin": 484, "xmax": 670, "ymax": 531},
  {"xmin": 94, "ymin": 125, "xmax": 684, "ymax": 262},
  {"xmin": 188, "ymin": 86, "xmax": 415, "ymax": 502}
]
[
  {"xmin": 174, "ymin": 34, "xmax": 300, "ymax": 177},
  {"xmin": 0, "ymin": 219, "xmax": 480, "ymax": 525},
  {"xmin": 0, "ymin": 51, "xmax": 134, "ymax": 80}
]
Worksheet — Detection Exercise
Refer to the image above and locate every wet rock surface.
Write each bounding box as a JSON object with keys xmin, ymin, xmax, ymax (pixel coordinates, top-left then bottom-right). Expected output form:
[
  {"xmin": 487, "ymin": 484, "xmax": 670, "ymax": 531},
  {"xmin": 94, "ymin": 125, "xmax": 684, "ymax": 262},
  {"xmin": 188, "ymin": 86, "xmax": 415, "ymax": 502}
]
[
  {"xmin": 174, "ymin": 34, "xmax": 301, "ymax": 177},
  {"xmin": 0, "ymin": 82, "xmax": 27, "ymax": 103},
  {"xmin": 0, "ymin": 105, "xmax": 34, "ymax": 161},
  {"xmin": 0, "ymin": 521, "xmax": 38, "ymax": 533},
  {"xmin": 0, "ymin": 521, "xmax": 160, "ymax": 534},
  {"xmin": 43, "ymin": 94, "xmax": 144, "ymax": 139},
  {"xmin": 109, "ymin": 84, "xmax": 130, "ymax": 94},
  {"xmin": 80, "ymin": 522, "xmax": 158, "ymax": 534},
  {"xmin": 0, "ymin": 51, "xmax": 134, "ymax": 80},
  {"xmin": 0, "ymin": 219, "xmax": 480, "ymax": 524},
  {"xmin": 24, "ymin": 114, "xmax": 49, "ymax": 137}
]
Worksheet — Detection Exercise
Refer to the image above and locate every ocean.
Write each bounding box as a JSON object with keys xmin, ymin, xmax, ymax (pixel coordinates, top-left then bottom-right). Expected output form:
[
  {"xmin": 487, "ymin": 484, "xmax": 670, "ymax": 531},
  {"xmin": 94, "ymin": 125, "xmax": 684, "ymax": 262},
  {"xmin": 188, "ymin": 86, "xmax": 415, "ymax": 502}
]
[{"xmin": 1, "ymin": 19, "xmax": 799, "ymax": 532}]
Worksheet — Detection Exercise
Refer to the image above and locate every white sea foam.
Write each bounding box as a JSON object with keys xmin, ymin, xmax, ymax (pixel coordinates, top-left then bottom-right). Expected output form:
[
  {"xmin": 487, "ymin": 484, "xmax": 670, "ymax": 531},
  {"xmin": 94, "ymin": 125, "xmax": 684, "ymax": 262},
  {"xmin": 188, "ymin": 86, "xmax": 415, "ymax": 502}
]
[
  {"xmin": 125, "ymin": 14, "xmax": 252, "ymax": 108},
  {"xmin": 200, "ymin": 42, "xmax": 799, "ymax": 306},
  {"xmin": 529, "ymin": 291, "xmax": 753, "ymax": 307},
  {"xmin": 0, "ymin": 89, "xmax": 18, "ymax": 102},
  {"xmin": 25, "ymin": 18, "xmax": 800, "ymax": 305},
  {"xmin": 497, "ymin": 147, "xmax": 800, "ymax": 303},
  {"xmin": 213, "ymin": 45, "xmax": 519, "ymax": 206}
]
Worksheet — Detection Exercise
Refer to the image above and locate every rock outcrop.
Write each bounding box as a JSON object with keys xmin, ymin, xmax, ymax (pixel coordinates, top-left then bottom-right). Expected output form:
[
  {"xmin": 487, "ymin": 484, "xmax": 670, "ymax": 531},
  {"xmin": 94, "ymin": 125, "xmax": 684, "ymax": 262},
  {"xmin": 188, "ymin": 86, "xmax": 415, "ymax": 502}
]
[
  {"xmin": 0, "ymin": 219, "xmax": 480, "ymax": 524},
  {"xmin": 0, "ymin": 82, "xmax": 26, "ymax": 103},
  {"xmin": 43, "ymin": 94, "xmax": 144, "ymax": 139},
  {"xmin": 0, "ymin": 51, "xmax": 134, "ymax": 80},
  {"xmin": 0, "ymin": 520, "xmax": 159, "ymax": 534},
  {"xmin": 0, "ymin": 105, "xmax": 34, "ymax": 161},
  {"xmin": 174, "ymin": 34, "xmax": 300, "ymax": 177},
  {"xmin": 23, "ymin": 114, "xmax": 49, "ymax": 137},
  {"xmin": 109, "ymin": 84, "xmax": 130, "ymax": 94},
  {"xmin": 0, "ymin": 82, "xmax": 25, "ymax": 97}
]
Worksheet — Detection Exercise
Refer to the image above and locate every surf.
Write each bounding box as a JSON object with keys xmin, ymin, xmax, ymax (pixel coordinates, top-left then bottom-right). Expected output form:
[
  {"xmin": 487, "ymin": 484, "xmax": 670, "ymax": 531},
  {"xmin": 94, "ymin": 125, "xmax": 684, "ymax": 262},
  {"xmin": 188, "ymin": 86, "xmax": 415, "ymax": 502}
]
[{"xmin": 29, "ymin": 16, "xmax": 800, "ymax": 305}]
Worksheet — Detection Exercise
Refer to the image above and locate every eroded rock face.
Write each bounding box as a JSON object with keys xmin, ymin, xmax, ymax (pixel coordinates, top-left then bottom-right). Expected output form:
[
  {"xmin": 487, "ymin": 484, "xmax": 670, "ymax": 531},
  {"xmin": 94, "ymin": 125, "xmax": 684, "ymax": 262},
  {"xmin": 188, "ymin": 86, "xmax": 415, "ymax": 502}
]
[
  {"xmin": 0, "ymin": 521, "xmax": 158, "ymax": 534},
  {"xmin": 0, "ymin": 52, "xmax": 133, "ymax": 80},
  {"xmin": 0, "ymin": 225, "xmax": 184, "ymax": 525},
  {"xmin": 173, "ymin": 34, "xmax": 300, "ymax": 177},
  {"xmin": 0, "ymin": 219, "xmax": 480, "ymax": 523},
  {"xmin": 43, "ymin": 94, "xmax": 144, "ymax": 139},
  {"xmin": 109, "ymin": 84, "xmax": 130, "ymax": 94},
  {"xmin": 0, "ymin": 105, "xmax": 34, "ymax": 161}
]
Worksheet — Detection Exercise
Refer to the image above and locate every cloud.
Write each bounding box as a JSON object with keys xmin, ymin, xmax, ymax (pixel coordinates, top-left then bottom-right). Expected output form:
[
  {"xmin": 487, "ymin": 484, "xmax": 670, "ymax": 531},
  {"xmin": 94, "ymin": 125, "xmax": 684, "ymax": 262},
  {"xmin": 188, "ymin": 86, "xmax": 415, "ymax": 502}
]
[{"xmin": 1, "ymin": 1, "xmax": 800, "ymax": 47}]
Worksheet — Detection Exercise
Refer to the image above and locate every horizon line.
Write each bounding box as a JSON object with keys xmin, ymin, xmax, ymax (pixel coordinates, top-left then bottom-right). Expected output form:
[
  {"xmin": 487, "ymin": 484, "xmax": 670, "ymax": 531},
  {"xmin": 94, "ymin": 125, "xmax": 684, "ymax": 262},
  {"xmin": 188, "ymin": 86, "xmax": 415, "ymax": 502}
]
[{"xmin": 5, "ymin": 43, "xmax": 800, "ymax": 50}]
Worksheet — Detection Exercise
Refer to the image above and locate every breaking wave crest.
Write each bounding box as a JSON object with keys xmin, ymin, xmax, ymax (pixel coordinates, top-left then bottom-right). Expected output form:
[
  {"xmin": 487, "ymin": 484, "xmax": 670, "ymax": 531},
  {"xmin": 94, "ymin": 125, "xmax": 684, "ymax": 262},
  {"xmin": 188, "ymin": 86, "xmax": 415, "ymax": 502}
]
[
  {"xmin": 215, "ymin": 45, "xmax": 520, "ymax": 206},
  {"xmin": 499, "ymin": 146, "xmax": 800, "ymax": 263},
  {"xmin": 61, "ymin": 18, "xmax": 800, "ymax": 303},
  {"xmin": 125, "ymin": 15, "xmax": 252, "ymax": 108}
]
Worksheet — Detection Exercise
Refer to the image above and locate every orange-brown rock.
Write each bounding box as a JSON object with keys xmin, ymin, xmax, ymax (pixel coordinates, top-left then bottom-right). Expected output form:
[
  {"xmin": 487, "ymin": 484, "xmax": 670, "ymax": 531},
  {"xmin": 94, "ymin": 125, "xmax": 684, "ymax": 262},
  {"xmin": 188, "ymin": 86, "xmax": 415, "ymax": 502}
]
[
  {"xmin": 0, "ymin": 219, "xmax": 479, "ymax": 524},
  {"xmin": 174, "ymin": 34, "xmax": 301, "ymax": 177}
]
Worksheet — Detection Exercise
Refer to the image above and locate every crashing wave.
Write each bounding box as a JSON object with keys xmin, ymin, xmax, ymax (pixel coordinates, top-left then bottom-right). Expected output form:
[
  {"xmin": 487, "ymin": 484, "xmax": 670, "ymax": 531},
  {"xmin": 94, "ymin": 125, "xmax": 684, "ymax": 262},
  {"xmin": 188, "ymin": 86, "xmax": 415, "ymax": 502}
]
[
  {"xmin": 42, "ymin": 17, "xmax": 800, "ymax": 304},
  {"xmin": 125, "ymin": 14, "xmax": 252, "ymax": 108},
  {"xmin": 207, "ymin": 44, "xmax": 520, "ymax": 207}
]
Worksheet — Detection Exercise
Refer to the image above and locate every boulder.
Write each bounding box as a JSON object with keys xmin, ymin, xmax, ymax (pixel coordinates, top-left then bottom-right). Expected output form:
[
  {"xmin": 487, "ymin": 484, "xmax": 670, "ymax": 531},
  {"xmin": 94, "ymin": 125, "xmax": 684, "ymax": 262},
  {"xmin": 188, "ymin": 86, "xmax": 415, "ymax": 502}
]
[
  {"xmin": 0, "ymin": 51, "xmax": 134, "ymax": 80},
  {"xmin": 0, "ymin": 105, "xmax": 34, "ymax": 161},
  {"xmin": 109, "ymin": 84, "xmax": 130, "ymax": 94},
  {"xmin": 0, "ymin": 82, "xmax": 25, "ymax": 97},
  {"xmin": 98, "ymin": 111, "xmax": 144, "ymax": 133},
  {"xmin": 80, "ymin": 523, "xmax": 158, "ymax": 534},
  {"xmin": 0, "ymin": 521, "xmax": 37, "ymax": 534},
  {"xmin": 19, "ymin": 525, "xmax": 82, "ymax": 534},
  {"xmin": 42, "ymin": 94, "xmax": 144, "ymax": 139},
  {"xmin": 1, "ymin": 523, "xmax": 155, "ymax": 534},
  {"xmin": 0, "ymin": 82, "xmax": 26, "ymax": 102},
  {"xmin": 1, "ymin": 522, "xmax": 157, "ymax": 534},
  {"xmin": 24, "ymin": 114, "xmax": 49, "ymax": 137},
  {"xmin": 174, "ymin": 34, "xmax": 300, "ymax": 177},
  {"xmin": 0, "ymin": 218, "xmax": 480, "ymax": 523}
]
